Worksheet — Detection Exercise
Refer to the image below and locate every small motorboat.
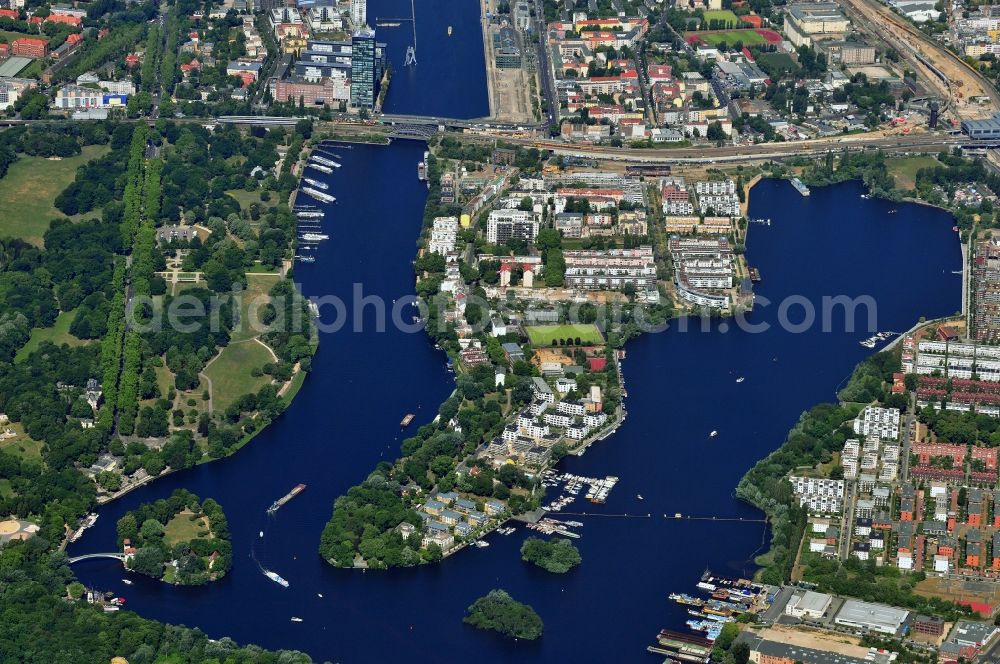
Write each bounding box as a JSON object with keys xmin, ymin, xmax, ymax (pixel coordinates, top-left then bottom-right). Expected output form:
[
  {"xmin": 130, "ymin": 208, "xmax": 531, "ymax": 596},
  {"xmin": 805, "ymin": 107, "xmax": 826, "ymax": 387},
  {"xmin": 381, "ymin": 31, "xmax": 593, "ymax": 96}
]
[
  {"xmin": 709, "ymin": 430, "xmax": 718, "ymax": 438},
  {"xmin": 318, "ymin": 593, "xmax": 323, "ymax": 598},
  {"xmin": 736, "ymin": 377, "xmax": 745, "ymax": 383},
  {"xmin": 291, "ymin": 617, "xmax": 303, "ymax": 623},
  {"xmin": 637, "ymin": 494, "xmax": 644, "ymax": 500},
  {"xmin": 259, "ymin": 531, "xmax": 263, "ymax": 538},
  {"xmin": 122, "ymin": 579, "xmax": 132, "ymax": 585}
]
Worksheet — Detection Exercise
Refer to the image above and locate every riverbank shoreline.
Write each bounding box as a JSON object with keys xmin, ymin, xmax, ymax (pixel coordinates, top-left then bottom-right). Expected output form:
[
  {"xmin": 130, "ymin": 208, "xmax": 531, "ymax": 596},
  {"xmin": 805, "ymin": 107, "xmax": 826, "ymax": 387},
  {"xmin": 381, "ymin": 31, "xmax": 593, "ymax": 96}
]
[
  {"xmin": 735, "ymin": 179, "xmax": 965, "ymax": 590},
  {"xmin": 93, "ymin": 144, "xmax": 322, "ymax": 510}
]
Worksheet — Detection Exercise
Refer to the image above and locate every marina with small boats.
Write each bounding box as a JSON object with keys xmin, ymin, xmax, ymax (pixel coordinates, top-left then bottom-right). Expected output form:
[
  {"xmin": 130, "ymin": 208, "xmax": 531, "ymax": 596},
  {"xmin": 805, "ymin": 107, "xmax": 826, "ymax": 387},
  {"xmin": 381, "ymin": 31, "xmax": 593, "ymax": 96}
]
[
  {"xmin": 653, "ymin": 571, "xmax": 771, "ymax": 648},
  {"xmin": 539, "ymin": 471, "xmax": 620, "ymax": 510},
  {"xmin": 70, "ymin": 513, "xmax": 99, "ymax": 543},
  {"xmin": 293, "ymin": 145, "xmax": 345, "ymax": 262},
  {"xmin": 859, "ymin": 331, "xmax": 897, "ymax": 349}
]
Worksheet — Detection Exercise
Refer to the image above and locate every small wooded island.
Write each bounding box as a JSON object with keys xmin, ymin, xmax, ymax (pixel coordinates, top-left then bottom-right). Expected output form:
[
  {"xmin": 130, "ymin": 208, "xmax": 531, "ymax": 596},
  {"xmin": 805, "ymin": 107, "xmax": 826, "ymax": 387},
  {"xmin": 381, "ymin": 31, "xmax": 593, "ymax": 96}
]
[
  {"xmin": 463, "ymin": 589, "xmax": 544, "ymax": 640},
  {"xmin": 116, "ymin": 489, "xmax": 232, "ymax": 585},
  {"xmin": 520, "ymin": 537, "xmax": 582, "ymax": 573}
]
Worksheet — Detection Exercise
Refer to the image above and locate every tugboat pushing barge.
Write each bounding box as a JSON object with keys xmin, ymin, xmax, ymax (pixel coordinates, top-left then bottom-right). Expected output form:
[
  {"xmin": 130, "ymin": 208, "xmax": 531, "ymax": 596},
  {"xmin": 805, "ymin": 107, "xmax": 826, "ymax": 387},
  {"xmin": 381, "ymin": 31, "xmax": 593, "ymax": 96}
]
[{"xmin": 267, "ymin": 484, "xmax": 306, "ymax": 514}]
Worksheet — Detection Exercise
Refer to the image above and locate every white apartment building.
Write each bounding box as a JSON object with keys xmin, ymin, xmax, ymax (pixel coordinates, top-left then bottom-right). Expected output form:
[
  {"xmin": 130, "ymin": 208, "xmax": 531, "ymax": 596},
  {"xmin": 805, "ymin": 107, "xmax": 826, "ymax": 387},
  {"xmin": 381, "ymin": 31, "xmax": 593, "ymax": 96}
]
[
  {"xmin": 556, "ymin": 400, "xmax": 586, "ymax": 416},
  {"xmin": 790, "ymin": 476, "xmax": 845, "ymax": 514},
  {"xmin": 486, "ymin": 209, "xmax": 540, "ymax": 245},
  {"xmin": 852, "ymin": 406, "xmax": 900, "ymax": 441},
  {"xmin": 695, "ymin": 180, "xmax": 737, "ymax": 195},
  {"xmin": 428, "ymin": 216, "xmax": 458, "ymax": 255},
  {"xmin": 543, "ymin": 412, "xmax": 573, "ymax": 427}
]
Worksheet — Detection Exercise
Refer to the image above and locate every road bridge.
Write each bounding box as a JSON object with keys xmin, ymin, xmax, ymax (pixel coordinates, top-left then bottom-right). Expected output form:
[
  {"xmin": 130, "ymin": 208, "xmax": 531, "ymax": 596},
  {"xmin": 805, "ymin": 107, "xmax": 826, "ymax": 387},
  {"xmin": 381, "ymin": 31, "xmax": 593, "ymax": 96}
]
[
  {"xmin": 68, "ymin": 552, "xmax": 126, "ymax": 564},
  {"xmin": 388, "ymin": 124, "xmax": 437, "ymax": 140}
]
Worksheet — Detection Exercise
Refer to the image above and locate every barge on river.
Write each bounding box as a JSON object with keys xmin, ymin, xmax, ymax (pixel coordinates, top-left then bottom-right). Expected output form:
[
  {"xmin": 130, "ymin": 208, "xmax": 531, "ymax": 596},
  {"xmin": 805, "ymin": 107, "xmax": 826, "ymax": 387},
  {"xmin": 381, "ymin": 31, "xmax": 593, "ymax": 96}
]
[{"xmin": 267, "ymin": 484, "xmax": 306, "ymax": 514}]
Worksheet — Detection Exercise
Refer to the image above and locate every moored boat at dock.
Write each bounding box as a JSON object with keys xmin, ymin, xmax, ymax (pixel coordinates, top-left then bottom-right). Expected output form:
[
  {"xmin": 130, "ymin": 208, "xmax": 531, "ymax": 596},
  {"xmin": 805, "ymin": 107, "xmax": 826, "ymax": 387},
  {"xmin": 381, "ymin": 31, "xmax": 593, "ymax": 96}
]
[
  {"xmin": 308, "ymin": 163, "xmax": 334, "ymax": 174},
  {"xmin": 70, "ymin": 513, "xmax": 98, "ymax": 542},
  {"xmin": 417, "ymin": 151, "xmax": 428, "ymax": 181},
  {"xmin": 790, "ymin": 177, "xmax": 810, "ymax": 196},
  {"xmin": 310, "ymin": 155, "xmax": 340, "ymax": 168},
  {"xmin": 669, "ymin": 593, "xmax": 704, "ymax": 607},
  {"xmin": 301, "ymin": 187, "xmax": 335, "ymax": 203},
  {"xmin": 302, "ymin": 177, "xmax": 329, "ymax": 190}
]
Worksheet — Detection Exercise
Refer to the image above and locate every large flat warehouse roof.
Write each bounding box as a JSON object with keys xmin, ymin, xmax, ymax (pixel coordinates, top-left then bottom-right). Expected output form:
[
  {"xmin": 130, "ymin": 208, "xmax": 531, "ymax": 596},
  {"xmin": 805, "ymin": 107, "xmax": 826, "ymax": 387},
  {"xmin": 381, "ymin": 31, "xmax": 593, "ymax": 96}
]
[{"xmin": 0, "ymin": 57, "xmax": 31, "ymax": 77}]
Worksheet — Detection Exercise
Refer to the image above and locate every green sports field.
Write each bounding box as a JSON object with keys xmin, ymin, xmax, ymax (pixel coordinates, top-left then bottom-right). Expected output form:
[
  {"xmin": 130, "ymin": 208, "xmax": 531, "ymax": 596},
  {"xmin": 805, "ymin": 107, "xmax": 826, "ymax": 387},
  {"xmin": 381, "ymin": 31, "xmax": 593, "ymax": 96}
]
[
  {"xmin": 702, "ymin": 10, "xmax": 741, "ymax": 26},
  {"xmin": 526, "ymin": 324, "xmax": 604, "ymax": 347},
  {"xmin": 695, "ymin": 29, "xmax": 766, "ymax": 46}
]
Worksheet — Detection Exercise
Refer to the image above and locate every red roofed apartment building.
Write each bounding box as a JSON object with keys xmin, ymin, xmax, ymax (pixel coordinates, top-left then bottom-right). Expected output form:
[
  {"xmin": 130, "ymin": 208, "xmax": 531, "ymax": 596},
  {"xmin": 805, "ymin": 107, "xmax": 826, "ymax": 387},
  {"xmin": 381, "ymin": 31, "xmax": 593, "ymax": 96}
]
[
  {"xmin": 12, "ymin": 37, "xmax": 47, "ymax": 58},
  {"xmin": 46, "ymin": 14, "xmax": 82, "ymax": 26}
]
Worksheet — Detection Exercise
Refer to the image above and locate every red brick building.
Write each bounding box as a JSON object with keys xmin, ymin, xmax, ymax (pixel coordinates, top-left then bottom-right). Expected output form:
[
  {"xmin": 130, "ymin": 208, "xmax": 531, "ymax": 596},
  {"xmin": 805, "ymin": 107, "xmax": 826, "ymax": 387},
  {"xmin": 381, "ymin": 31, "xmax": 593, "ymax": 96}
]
[
  {"xmin": 12, "ymin": 37, "xmax": 47, "ymax": 58},
  {"xmin": 272, "ymin": 78, "xmax": 346, "ymax": 107}
]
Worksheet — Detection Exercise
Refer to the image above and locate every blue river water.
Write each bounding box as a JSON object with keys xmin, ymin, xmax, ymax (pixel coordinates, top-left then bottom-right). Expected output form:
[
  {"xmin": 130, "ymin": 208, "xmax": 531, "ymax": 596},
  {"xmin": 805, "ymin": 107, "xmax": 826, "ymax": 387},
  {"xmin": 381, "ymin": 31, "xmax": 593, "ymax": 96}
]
[
  {"xmin": 375, "ymin": 0, "xmax": 490, "ymax": 118},
  {"xmin": 67, "ymin": 4, "xmax": 964, "ymax": 661}
]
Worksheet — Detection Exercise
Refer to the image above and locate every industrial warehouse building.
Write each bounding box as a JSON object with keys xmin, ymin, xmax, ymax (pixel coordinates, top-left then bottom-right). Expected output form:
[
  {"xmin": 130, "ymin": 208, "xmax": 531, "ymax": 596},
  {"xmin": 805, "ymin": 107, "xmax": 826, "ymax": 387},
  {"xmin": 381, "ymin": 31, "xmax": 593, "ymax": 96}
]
[
  {"xmin": 784, "ymin": 591, "xmax": 833, "ymax": 620},
  {"xmin": 962, "ymin": 113, "xmax": 1000, "ymax": 140},
  {"xmin": 833, "ymin": 599, "xmax": 909, "ymax": 636}
]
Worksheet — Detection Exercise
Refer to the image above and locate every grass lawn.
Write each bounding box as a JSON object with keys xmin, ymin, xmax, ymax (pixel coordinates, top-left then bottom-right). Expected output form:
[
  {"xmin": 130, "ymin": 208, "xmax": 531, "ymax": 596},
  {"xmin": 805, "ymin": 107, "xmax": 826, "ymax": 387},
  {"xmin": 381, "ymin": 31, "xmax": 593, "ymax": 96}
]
[
  {"xmin": 692, "ymin": 29, "xmax": 765, "ymax": 46},
  {"xmin": 702, "ymin": 9, "xmax": 740, "ymax": 25},
  {"xmin": 0, "ymin": 145, "xmax": 110, "ymax": 245},
  {"xmin": 204, "ymin": 341, "xmax": 273, "ymax": 411},
  {"xmin": 886, "ymin": 156, "xmax": 938, "ymax": 191},
  {"xmin": 232, "ymin": 273, "xmax": 281, "ymax": 342},
  {"xmin": 18, "ymin": 58, "xmax": 42, "ymax": 79},
  {"xmin": 226, "ymin": 188, "xmax": 272, "ymax": 212},
  {"xmin": 154, "ymin": 363, "xmax": 175, "ymax": 398},
  {"xmin": 247, "ymin": 264, "xmax": 281, "ymax": 274},
  {"xmin": 756, "ymin": 52, "xmax": 798, "ymax": 74},
  {"xmin": 163, "ymin": 510, "xmax": 210, "ymax": 547},
  {"xmin": 0, "ymin": 425, "xmax": 44, "ymax": 461},
  {"xmin": 0, "ymin": 31, "xmax": 47, "ymax": 44},
  {"xmin": 526, "ymin": 324, "xmax": 604, "ymax": 347},
  {"xmin": 0, "ymin": 478, "xmax": 11, "ymax": 498},
  {"xmin": 15, "ymin": 308, "xmax": 89, "ymax": 362}
]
